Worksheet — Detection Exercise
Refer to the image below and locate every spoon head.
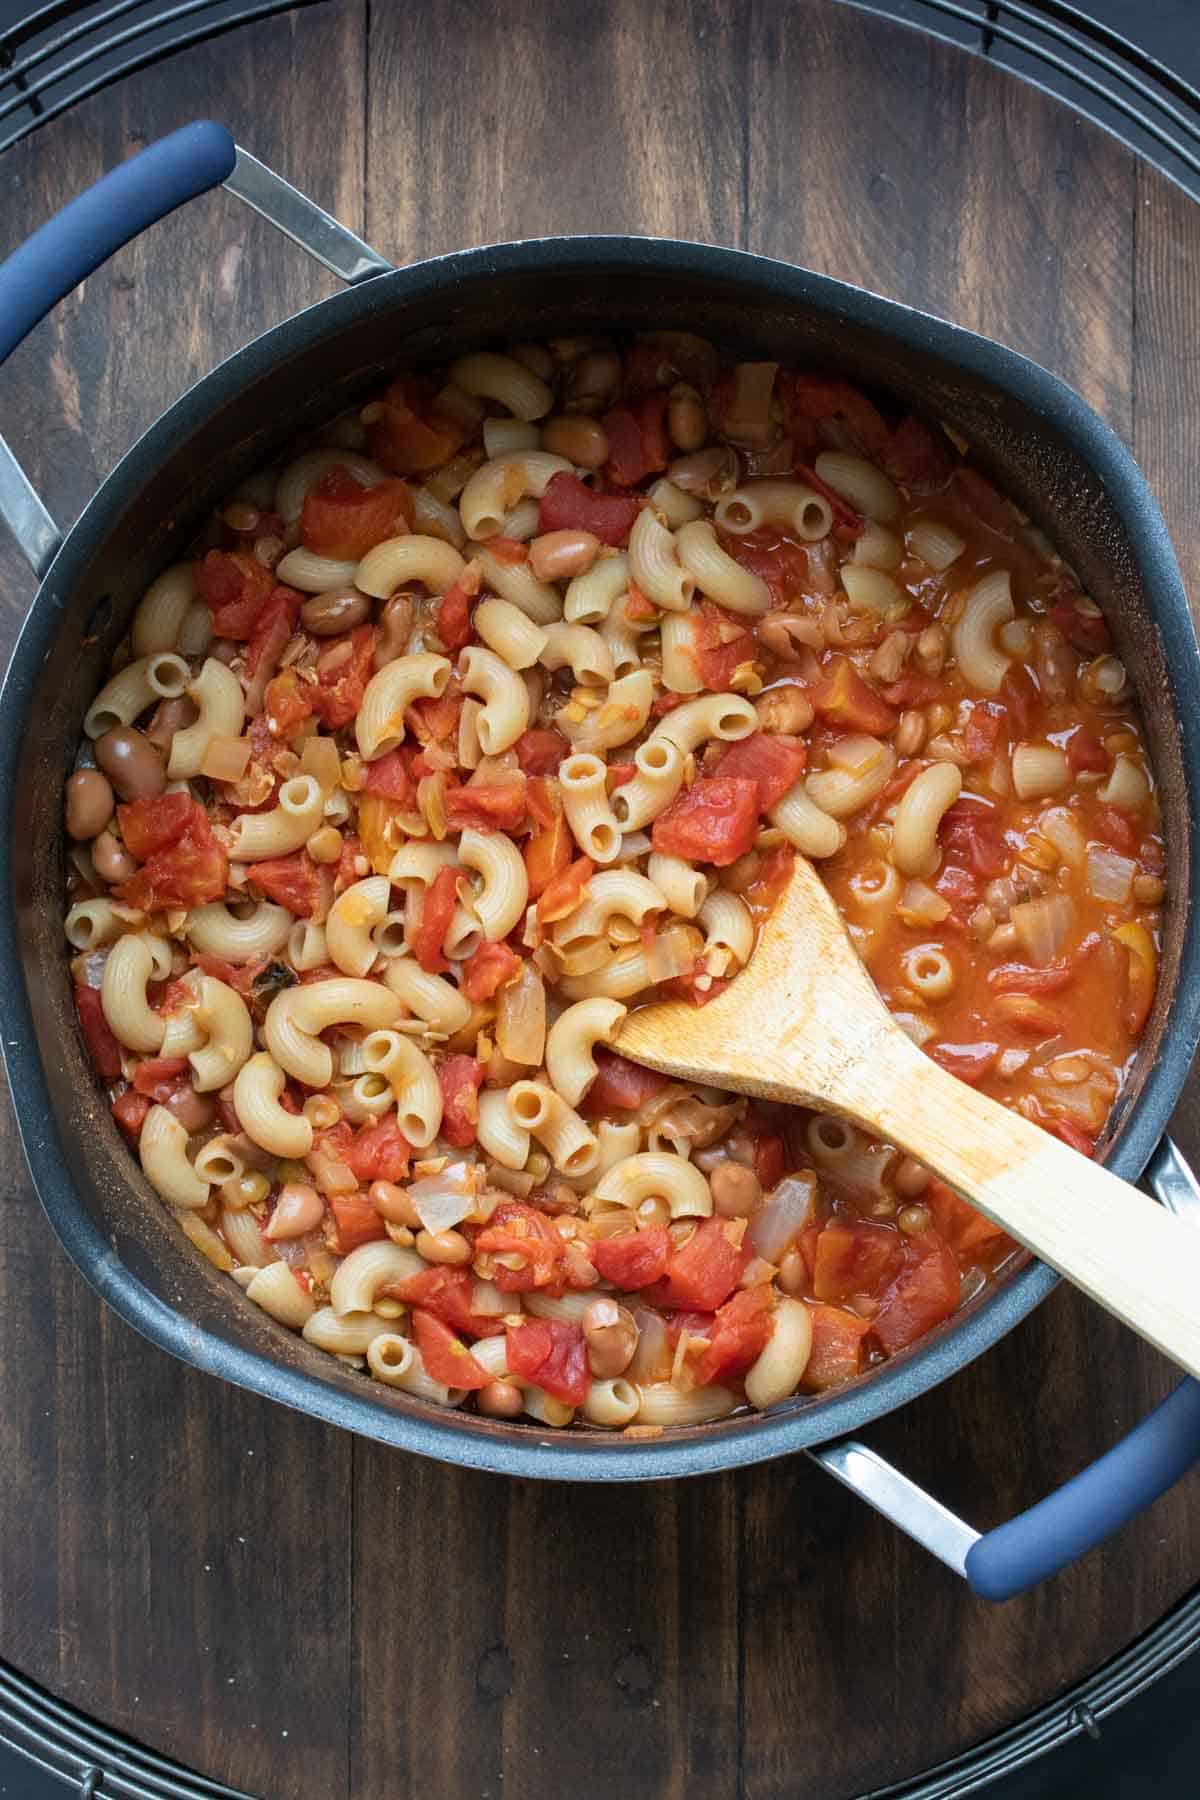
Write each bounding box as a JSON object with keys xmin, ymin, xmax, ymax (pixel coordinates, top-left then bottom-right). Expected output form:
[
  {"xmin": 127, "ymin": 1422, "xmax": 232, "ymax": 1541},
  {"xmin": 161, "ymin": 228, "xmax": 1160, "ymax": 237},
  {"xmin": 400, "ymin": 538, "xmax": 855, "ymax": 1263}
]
[{"xmin": 615, "ymin": 855, "xmax": 896, "ymax": 1107}]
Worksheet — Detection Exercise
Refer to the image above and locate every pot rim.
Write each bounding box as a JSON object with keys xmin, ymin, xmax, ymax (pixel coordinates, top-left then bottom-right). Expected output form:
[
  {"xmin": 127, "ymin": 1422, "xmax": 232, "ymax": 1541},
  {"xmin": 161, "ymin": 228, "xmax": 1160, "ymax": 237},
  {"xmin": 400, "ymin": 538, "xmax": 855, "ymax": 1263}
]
[{"xmin": 3, "ymin": 234, "xmax": 1197, "ymax": 1479}]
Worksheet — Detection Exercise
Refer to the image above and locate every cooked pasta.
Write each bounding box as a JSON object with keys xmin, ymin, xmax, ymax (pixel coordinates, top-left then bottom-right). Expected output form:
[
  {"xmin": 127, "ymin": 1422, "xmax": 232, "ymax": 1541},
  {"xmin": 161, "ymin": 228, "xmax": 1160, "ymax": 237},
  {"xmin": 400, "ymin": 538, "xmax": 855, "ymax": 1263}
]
[{"xmin": 65, "ymin": 333, "xmax": 1162, "ymax": 1433}]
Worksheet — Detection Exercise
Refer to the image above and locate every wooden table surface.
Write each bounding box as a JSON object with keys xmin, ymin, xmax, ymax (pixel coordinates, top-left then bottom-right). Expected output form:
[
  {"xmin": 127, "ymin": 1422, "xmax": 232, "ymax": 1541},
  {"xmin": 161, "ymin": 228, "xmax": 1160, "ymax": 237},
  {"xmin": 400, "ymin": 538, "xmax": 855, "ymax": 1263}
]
[{"xmin": 1, "ymin": 3, "xmax": 1199, "ymax": 1795}]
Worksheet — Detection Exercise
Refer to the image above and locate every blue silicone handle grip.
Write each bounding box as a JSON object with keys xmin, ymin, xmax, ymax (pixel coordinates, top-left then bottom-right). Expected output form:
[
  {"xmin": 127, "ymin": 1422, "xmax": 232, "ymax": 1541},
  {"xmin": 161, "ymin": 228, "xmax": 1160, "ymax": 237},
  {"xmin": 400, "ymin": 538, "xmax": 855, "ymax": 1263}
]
[
  {"xmin": 0, "ymin": 121, "xmax": 236, "ymax": 366},
  {"xmin": 965, "ymin": 1378, "xmax": 1200, "ymax": 1601}
]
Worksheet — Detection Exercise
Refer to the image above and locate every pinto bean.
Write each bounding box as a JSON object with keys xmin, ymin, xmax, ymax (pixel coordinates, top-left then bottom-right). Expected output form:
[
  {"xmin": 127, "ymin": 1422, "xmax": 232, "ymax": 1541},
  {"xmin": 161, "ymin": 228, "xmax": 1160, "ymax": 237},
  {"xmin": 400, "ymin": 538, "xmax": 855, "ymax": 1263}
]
[
  {"xmin": 301, "ymin": 587, "xmax": 372, "ymax": 637},
  {"xmin": 65, "ymin": 769, "xmax": 115, "ymax": 840},
  {"xmin": 583, "ymin": 1298, "xmax": 640, "ymax": 1378},
  {"xmin": 541, "ymin": 414, "xmax": 609, "ymax": 468},
  {"xmin": 92, "ymin": 827, "xmax": 137, "ymax": 883},
  {"xmin": 667, "ymin": 383, "xmax": 708, "ymax": 452},
  {"xmin": 373, "ymin": 593, "xmax": 415, "ymax": 670},
  {"xmin": 528, "ymin": 530, "xmax": 600, "ymax": 582},
  {"xmin": 565, "ymin": 350, "xmax": 621, "ymax": 414},
  {"xmin": 709, "ymin": 1161, "xmax": 762, "ymax": 1218},
  {"xmin": 94, "ymin": 726, "xmax": 164, "ymax": 800}
]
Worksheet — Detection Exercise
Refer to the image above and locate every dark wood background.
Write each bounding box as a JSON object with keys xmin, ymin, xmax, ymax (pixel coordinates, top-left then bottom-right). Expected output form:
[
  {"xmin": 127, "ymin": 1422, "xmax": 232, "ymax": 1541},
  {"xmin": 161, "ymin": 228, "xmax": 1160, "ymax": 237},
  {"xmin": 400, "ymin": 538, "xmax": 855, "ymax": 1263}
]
[{"xmin": 1, "ymin": 4, "xmax": 1198, "ymax": 1795}]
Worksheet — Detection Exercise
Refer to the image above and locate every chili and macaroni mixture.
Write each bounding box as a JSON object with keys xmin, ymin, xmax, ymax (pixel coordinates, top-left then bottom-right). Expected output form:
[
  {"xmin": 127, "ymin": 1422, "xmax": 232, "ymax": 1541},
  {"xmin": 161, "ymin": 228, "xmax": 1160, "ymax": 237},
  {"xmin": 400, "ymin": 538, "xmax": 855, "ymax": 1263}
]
[{"xmin": 63, "ymin": 333, "xmax": 1162, "ymax": 1427}]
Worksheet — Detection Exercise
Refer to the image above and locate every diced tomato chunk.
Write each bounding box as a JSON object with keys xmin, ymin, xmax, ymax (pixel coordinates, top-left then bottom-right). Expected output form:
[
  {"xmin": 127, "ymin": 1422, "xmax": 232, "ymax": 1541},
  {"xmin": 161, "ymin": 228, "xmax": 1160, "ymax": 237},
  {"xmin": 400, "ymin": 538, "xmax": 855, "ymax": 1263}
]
[
  {"xmin": 363, "ymin": 749, "xmax": 417, "ymax": 805},
  {"xmin": 882, "ymin": 672, "xmax": 946, "ymax": 711},
  {"xmin": 694, "ymin": 1284, "xmax": 776, "ymax": 1385},
  {"xmin": 368, "ymin": 381, "xmax": 464, "ymax": 476},
  {"xmin": 340, "ymin": 1117, "xmax": 412, "ymax": 1185},
  {"xmin": 592, "ymin": 1224, "xmax": 671, "ymax": 1291},
  {"xmin": 924, "ymin": 1178, "xmax": 1011, "ymax": 1259},
  {"xmin": 939, "ymin": 797, "xmax": 1009, "ymax": 879},
  {"xmin": 263, "ymin": 668, "xmax": 314, "ymax": 739},
  {"xmin": 871, "ymin": 1233, "xmax": 961, "ymax": 1354},
  {"xmin": 928, "ymin": 1040, "xmax": 1000, "ymax": 1085},
  {"xmin": 435, "ymin": 562, "xmax": 481, "ymax": 654},
  {"xmin": 988, "ymin": 961, "xmax": 1073, "ymax": 995},
  {"xmin": 390, "ymin": 1266, "xmax": 505, "ymax": 1338},
  {"xmin": 244, "ymin": 587, "xmax": 302, "ymax": 682},
  {"xmin": 782, "ymin": 374, "xmax": 890, "ymax": 456},
  {"xmin": 1066, "ymin": 727, "xmax": 1109, "ymax": 774},
  {"xmin": 651, "ymin": 777, "xmax": 759, "ymax": 868},
  {"xmin": 460, "ymin": 941, "xmax": 521, "ymax": 1003},
  {"xmin": 476, "ymin": 1201, "xmax": 565, "ymax": 1293},
  {"xmin": 728, "ymin": 535, "xmax": 813, "ymax": 608},
  {"xmin": 801, "ymin": 1305, "xmax": 873, "ymax": 1391},
  {"xmin": 536, "ymin": 853, "xmax": 593, "ymax": 923},
  {"xmin": 506, "ymin": 1317, "xmax": 591, "ymax": 1406},
  {"xmin": 114, "ymin": 796, "xmax": 227, "ymax": 913},
  {"xmin": 809, "ymin": 656, "xmax": 898, "ymax": 734},
  {"xmin": 880, "ymin": 414, "xmax": 957, "ymax": 491},
  {"xmin": 753, "ymin": 1133, "xmax": 788, "ymax": 1189},
  {"xmin": 642, "ymin": 1217, "xmax": 747, "ymax": 1312},
  {"xmin": 117, "ymin": 791, "xmax": 194, "ymax": 859},
  {"xmin": 131, "ymin": 1055, "xmax": 189, "ymax": 1101},
  {"xmin": 310, "ymin": 624, "xmax": 377, "ymax": 730},
  {"xmin": 514, "ymin": 729, "xmax": 569, "ymax": 776},
  {"xmin": 247, "ymin": 850, "xmax": 326, "ymax": 919},
  {"xmin": 112, "ymin": 1086, "xmax": 152, "ymax": 1143},
  {"xmin": 437, "ymin": 1055, "xmax": 484, "ymax": 1147},
  {"xmin": 601, "ymin": 392, "xmax": 670, "ymax": 488},
  {"xmin": 300, "ymin": 467, "xmax": 413, "ymax": 560},
  {"xmin": 692, "ymin": 603, "xmax": 756, "ymax": 690},
  {"xmin": 75, "ymin": 984, "xmax": 124, "ymax": 1079},
  {"xmin": 412, "ymin": 1309, "xmax": 490, "ymax": 1390},
  {"xmin": 960, "ymin": 701, "xmax": 1006, "ymax": 763},
  {"xmin": 812, "ymin": 1220, "xmax": 904, "ymax": 1303},
  {"xmin": 525, "ymin": 810, "xmax": 573, "ymax": 899},
  {"xmin": 411, "ymin": 865, "xmax": 461, "ymax": 973},
  {"xmin": 1049, "ymin": 1119, "xmax": 1098, "ymax": 1159},
  {"xmin": 537, "ymin": 471, "xmax": 641, "ymax": 547},
  {"xmin": 1094, "ymin": 806, "xmax": 1138, "ymax": 854},
  {"xmin": 195, "ymin": 547, "xmax": 276, "ymax": 638},
  {"xmin": 581, "ymin": 1048, "xmax": 670, "ymax": 1115},
  {"xmin": 1050, "ymin": 594, "xmax": 1111, "ymax": 656},
  {"xmin": 445, "ymin": 778, "xmax": 528, "ymax": 833},
  {"xmin": 716, "ymin": 732, "xmax": 806, "ymax": 811},
  {"xmin": 327, "ymin": 1190, "xmax": 389, "ymax": 1254}
]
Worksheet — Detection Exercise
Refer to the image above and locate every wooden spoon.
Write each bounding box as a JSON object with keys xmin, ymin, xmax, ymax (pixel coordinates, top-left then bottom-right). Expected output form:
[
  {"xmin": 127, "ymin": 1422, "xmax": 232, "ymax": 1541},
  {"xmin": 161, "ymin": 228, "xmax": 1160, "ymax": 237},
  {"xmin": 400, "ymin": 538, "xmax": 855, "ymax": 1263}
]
[{"xmin": 616, "ymin": 858, "xmax": 1200, "ymax": 1380}]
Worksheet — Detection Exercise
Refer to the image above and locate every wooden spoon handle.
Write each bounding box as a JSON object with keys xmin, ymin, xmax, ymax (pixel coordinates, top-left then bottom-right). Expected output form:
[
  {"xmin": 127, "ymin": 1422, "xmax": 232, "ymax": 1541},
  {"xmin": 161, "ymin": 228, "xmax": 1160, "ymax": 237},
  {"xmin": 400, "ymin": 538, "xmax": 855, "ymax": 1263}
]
[{"xmin": 837, "ymin": 1032, "xmax": 1200, "ymax": 1380}]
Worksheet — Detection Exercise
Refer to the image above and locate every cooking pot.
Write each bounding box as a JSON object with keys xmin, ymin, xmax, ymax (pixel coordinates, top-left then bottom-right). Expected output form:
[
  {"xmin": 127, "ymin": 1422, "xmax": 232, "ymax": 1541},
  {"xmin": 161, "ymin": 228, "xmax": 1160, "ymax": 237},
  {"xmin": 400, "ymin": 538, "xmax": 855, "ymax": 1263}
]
[{"xmin": 3, "ymin": 123, "xmax": 1199, "ymax": 1603}]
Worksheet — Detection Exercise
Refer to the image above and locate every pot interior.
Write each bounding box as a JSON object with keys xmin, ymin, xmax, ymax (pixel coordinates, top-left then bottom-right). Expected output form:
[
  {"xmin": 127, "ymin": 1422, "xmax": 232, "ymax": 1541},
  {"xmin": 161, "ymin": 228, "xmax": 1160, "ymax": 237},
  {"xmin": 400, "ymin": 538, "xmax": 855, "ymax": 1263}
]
[{"xmin": 7, "ymin": 242, "xmax": 1196, "ymax": 1475}]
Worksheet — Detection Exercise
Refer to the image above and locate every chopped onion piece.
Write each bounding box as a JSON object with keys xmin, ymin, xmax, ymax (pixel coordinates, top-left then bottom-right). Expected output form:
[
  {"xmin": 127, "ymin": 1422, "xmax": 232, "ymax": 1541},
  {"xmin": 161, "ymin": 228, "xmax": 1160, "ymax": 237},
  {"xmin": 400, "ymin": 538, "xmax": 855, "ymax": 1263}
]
[
  {"xmin": 893, "ymin": 1010, "xmax": 937, "ymax": 1046},
  {"xmin": 898, "ymin": 880, "xmax": 951, "ymax": 926},
  {"xmin": 201, "ymin": 733, "xmax": 253, "ymax": 783},
  {"xmin": 301, "ymin": 735, "xmax": 342, "ymax": 791},
  {"xmin": 1010, "ymin": 894, "xmax": 1074, "ymax": 964},
  {"xmin": 409, "ymin": 1161, "xmax": 477, "ymax": 1234},
  {"xmin": 647, "ymin": 923, "xmax": 703, "ymax": 984},
  {"xmin": 471, "ymin": 1277, "xmax": 508, "ymax": 1316},
  {"xmin": 496, "ymin": 959, "xmax": 546, "ymax": 1065},
  {"xmin": 746, "ymin": 1173, "xmax": 817, "ymax": 1261},
  {"xmin": 1087, "ymin": 844, "xmax": 1136, "ymax": 904},
  {"xmin": 1040, "ymin": 806, "xmax": 1086, "ymax": 866},
  {"xmin": 828, "ymin": 733, "xmax": 886, "ymax": 775}
]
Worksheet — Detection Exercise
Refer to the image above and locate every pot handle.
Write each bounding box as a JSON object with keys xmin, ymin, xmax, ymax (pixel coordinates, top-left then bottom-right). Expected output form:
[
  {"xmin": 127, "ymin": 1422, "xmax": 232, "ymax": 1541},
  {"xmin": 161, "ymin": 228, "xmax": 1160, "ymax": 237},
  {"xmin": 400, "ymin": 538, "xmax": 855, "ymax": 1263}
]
[
  {"xmin": 810, "ymin": 1135, "xmax": 1200, "ymax": 1600},
  {"xmin": 0, "ymin": 121, "xmax": 391, "ymax": 577}
]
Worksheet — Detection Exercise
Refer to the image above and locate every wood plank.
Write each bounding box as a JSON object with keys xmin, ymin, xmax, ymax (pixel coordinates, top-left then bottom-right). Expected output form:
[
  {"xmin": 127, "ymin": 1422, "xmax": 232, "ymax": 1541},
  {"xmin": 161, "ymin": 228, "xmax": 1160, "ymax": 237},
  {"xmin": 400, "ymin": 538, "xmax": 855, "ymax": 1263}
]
[
  {"xmin": 365, "ymin": 0, "xmax": 745, "ymax": 258},
  {"xmin": 0, "ymin": 7, "xmax": 368, "ymax": 1796}
]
